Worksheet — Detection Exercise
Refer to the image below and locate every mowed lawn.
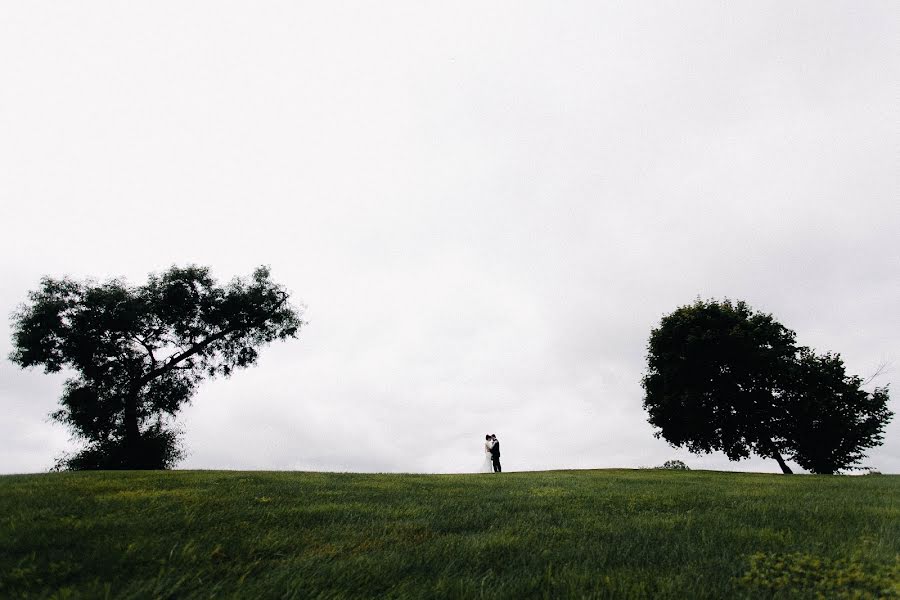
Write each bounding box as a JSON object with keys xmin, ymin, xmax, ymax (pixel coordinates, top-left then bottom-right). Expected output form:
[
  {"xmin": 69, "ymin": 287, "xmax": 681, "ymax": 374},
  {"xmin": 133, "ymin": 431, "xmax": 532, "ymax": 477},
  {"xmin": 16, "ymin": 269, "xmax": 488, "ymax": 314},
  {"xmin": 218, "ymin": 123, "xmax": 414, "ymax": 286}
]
[{"xmin": 1, "ymin": 469, "xmax": 897, "ymax": 599}]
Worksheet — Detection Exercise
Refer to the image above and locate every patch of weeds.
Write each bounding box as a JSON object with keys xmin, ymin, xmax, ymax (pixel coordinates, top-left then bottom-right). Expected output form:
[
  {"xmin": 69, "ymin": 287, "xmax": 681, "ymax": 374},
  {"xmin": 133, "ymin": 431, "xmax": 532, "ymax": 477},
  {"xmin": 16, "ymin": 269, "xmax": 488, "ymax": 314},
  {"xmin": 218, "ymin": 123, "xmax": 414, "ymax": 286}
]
[{"xmin": 739, "ymin": 551, "xmax": 900, "ymax": 599}]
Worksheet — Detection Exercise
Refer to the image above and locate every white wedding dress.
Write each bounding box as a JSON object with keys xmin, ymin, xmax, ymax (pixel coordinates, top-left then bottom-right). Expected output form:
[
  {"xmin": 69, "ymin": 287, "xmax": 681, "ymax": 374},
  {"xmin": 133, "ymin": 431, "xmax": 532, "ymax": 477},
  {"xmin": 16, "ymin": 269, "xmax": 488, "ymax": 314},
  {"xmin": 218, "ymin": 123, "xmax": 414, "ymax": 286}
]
[{"xmin": 481, "ymin": 441, "xmax": 494, "ymax": 473}]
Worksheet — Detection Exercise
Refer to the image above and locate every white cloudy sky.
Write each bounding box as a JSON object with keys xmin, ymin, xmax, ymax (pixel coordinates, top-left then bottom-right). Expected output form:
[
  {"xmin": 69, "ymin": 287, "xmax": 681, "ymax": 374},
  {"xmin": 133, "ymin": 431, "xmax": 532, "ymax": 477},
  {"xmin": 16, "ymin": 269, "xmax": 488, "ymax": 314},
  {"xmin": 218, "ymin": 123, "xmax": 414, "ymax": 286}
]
[{"xmin": 1, "ymin": 2, "xmax": 898, "ymax": 475}]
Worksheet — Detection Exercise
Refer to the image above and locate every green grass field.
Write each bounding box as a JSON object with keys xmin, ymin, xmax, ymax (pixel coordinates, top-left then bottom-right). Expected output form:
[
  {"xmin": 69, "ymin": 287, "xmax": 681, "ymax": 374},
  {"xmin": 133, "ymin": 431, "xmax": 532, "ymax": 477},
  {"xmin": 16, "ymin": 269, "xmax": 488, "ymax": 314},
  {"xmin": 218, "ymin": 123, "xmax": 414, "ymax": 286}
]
[{"xmin": 1, "ymin": 469, "xmax": 897, "ymax": 599}]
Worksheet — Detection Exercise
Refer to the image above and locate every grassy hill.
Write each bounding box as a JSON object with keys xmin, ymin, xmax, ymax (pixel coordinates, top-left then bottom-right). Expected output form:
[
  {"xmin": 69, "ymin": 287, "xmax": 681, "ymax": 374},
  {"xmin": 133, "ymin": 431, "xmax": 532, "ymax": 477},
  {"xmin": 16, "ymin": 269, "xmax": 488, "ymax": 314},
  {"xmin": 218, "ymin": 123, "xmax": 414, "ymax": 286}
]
[{"xmin": 1, "ymin": 469, "xmax": 897, "ymax": 599}]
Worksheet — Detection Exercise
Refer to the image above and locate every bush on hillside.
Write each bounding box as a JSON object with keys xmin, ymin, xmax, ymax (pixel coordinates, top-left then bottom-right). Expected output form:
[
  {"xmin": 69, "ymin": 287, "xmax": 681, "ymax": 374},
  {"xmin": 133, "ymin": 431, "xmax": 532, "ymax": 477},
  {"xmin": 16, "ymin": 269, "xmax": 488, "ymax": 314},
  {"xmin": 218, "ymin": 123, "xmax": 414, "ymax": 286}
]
[{"xmin": 657, "ymin": 460, "xmax": 690, "ymax": 470}]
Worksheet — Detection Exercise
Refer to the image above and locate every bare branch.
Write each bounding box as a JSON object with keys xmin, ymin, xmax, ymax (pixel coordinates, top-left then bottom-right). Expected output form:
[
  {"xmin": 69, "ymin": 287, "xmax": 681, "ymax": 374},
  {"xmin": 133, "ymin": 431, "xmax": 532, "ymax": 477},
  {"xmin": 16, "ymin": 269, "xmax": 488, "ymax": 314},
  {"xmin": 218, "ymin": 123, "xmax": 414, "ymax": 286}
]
[{"xmin": 863, "ymin": 360, "xmax": 893, "ymax": 386}]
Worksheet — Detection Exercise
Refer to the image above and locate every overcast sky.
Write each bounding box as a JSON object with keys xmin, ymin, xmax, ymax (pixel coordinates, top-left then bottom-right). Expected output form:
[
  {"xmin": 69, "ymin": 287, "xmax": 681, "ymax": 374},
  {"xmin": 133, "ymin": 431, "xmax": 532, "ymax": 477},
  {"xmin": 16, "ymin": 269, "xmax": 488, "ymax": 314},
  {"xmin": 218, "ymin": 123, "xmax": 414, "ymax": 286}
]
[{"xmin": 1, "ymin": 2, "xmax": 898, "ymax": 475}]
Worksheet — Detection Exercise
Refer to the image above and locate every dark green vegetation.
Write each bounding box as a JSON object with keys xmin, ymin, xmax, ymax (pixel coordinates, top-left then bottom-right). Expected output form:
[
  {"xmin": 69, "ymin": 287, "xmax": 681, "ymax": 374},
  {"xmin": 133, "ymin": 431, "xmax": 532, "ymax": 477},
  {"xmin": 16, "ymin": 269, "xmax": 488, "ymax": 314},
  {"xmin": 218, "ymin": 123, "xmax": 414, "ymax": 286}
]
[
  {"xmin": 643, "ymin": 298, "xmax": 892, "ymax": 474},
  {"xmin": 2, "ymin": 470, "xmax": 897, "ymax": 599},
  {"xmin": 9, "ymin": 265, "xmax": 303, "ymax": 470}
]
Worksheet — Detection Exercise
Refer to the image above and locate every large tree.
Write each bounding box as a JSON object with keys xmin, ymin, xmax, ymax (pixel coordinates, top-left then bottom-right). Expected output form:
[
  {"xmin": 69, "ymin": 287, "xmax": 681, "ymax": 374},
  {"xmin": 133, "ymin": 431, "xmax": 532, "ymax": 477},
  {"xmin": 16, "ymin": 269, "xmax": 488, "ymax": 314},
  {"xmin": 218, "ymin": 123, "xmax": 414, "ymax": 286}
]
[
  {"xmin": 641, "ymin": 299, "xmax": 891, "ymax": 474},
  {"xmin": 10, "ymin": 265, "xmax": 303, "ymax": 470}
]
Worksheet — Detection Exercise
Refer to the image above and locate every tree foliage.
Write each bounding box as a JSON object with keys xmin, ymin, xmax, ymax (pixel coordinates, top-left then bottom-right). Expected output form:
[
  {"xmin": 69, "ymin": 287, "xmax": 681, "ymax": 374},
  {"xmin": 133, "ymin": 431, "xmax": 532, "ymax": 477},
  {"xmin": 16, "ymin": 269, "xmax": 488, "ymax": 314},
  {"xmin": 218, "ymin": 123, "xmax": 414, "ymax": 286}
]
[
  {"xmin": 782, "ymin": 349, "xmax": 892, "ymax": 475},
  {"xmin": 10, "ymin": 265, "xmax": 303, "ymax": 470},
  {"xmin": 642, "ymin": 299, "xmax": 892, "ymax": 474}
]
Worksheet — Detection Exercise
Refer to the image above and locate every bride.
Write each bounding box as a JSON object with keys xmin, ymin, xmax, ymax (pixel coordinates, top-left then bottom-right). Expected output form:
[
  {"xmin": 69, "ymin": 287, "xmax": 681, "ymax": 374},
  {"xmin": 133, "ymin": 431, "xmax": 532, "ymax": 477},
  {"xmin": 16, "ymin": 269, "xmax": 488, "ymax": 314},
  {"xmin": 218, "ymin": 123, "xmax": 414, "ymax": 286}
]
[{"xmin": 481, "ymin": 434, "xmax": 495, "ymax": 473}]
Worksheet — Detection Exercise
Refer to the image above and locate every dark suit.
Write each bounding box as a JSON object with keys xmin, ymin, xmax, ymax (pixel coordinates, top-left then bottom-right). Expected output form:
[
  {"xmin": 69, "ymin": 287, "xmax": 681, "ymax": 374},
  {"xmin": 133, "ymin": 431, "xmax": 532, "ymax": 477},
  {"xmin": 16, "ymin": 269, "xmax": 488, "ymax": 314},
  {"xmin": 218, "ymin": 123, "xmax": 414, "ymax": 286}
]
[{"xmin": 490, "ymin": 440, "xmax": 501, "ymax": 473}]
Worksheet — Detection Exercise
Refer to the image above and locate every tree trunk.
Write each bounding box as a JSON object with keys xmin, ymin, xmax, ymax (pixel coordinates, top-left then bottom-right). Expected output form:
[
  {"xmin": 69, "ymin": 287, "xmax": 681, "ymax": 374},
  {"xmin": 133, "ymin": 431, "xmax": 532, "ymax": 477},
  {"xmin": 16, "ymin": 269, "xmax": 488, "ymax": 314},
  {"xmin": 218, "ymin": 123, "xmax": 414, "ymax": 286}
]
[
  {"xmin": 123, "ymin": 392, "xmax": 141, "ymax": 469},
  {"xmin": 771, "ymin": 449, "xmax": 793, "ymax": 474}
]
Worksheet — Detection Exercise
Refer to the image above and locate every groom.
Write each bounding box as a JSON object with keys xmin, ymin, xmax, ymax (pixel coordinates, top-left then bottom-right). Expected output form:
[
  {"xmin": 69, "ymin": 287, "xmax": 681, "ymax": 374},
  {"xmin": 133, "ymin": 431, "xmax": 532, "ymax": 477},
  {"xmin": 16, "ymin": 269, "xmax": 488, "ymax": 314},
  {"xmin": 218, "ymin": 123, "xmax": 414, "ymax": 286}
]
[{"xmin": 490, "ymin": 434, "xmax": 501, "ymax": 473}]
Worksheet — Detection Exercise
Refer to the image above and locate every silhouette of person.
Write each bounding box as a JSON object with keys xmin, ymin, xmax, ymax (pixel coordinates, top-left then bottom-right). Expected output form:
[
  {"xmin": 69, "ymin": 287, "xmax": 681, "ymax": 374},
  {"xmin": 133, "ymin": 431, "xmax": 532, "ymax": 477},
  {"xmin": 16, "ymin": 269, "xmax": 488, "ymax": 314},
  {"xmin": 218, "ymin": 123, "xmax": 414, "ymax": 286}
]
[{"xmin": 490, "ymin": 434, "xmax": 501, "ymax": 473}]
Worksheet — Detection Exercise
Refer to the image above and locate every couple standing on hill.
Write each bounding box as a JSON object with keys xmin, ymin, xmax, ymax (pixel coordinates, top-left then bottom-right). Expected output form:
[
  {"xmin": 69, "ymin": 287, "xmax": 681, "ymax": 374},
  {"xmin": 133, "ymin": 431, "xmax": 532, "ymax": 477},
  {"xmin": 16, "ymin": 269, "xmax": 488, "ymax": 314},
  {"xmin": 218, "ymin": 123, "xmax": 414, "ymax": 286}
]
[{"xmin": 482, "ymin": 434, "xmax": 501, "ymax": 473}]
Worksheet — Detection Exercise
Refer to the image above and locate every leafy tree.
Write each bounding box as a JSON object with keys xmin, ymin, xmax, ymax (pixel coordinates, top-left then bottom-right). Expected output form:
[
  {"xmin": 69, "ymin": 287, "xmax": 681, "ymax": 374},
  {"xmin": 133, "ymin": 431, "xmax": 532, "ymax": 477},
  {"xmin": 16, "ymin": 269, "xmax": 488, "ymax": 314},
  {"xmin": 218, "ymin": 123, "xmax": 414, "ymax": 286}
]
[
  {"xmin": 641, "ymin": 299, "xmax": 891, "ymax": 474},
  {"xmin": 9, "ymin": 265, "xmax": 303, "ymax": 470}
]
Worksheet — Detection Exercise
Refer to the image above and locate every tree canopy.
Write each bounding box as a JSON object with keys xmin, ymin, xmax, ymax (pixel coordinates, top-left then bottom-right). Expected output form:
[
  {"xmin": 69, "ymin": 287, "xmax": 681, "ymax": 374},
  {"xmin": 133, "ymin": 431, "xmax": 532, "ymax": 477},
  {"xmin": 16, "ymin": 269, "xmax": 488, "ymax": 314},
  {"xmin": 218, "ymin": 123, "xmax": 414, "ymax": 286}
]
[
  {"xmin": 641, "ymin": 299, "xmax": 891, "ymax": 474},
  {"xmin": 9, "ymin": 265, "xmax": 303, "ymax": 470}
]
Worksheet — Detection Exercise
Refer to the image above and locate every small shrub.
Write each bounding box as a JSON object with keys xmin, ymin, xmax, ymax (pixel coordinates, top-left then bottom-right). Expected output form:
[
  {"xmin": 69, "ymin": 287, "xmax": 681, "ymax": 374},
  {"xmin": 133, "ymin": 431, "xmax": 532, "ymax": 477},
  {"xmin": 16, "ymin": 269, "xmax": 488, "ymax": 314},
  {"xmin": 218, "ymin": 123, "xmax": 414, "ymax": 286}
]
[
  {"xmin": 657, "ymin": 460, "xmax": 689, "ymax": 470},
  {"xmin": 53, "ymin": 422, "xmax": 184, "ymax": 471}
]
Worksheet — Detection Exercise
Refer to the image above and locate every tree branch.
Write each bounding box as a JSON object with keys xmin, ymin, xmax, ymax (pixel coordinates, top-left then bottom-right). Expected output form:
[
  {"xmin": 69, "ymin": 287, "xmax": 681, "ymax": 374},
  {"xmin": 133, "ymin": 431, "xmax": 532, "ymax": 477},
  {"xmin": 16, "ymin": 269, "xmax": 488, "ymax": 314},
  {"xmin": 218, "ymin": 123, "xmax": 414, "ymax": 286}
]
[
  {"xmin": 862, "ymin": 360, "xmax": 892, "ymax": 386},
  {"xmin": 138, "ymin": 326, "xmax": 237, "ymax": 386},
  {"xmin": 136, "ymin": 292, "xmax": 288, "ymax": 387},
  {"xmin": 131, "ymin": 335, "xmax": 157, "ymax": 369}
]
